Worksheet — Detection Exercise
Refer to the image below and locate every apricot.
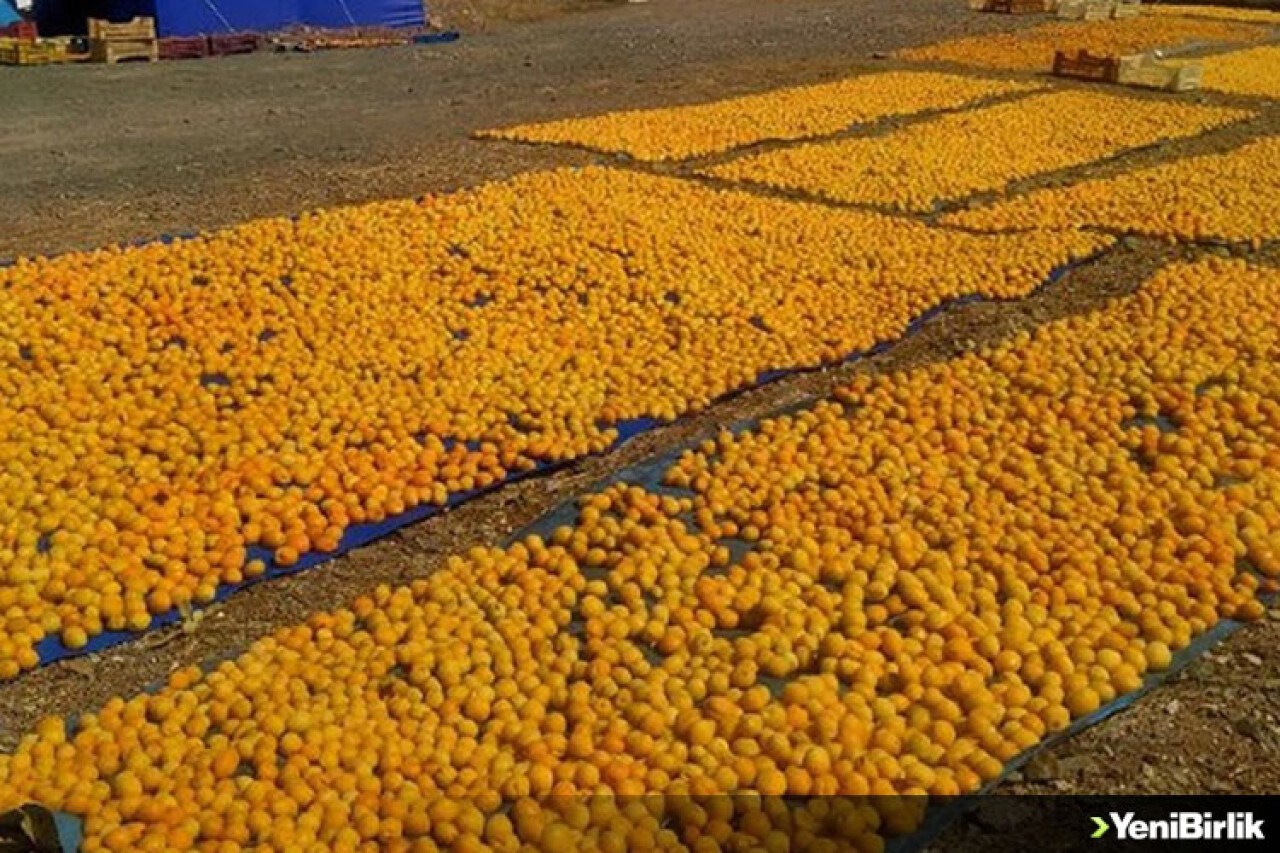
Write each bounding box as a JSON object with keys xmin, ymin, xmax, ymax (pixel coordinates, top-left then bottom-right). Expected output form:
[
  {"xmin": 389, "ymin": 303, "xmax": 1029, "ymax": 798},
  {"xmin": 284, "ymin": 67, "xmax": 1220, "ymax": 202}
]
[
  {"xmin": 0, "ymin": 167, "xmax": 1105, "ymax": 675},
  {"xmin": 1, "ymin": 257, "xmax": 1276, "ymax": 853},
  {"xmin": 479, "ymin": 71, "xmax": 1039, "ymax": 161},
  {"xmin": 1149, "ymin": 5, "xmax": 1280, "ymax": 25},
  {"xmin": 946, "ymin": 135, "xmax": 1280, "ymax": 246},
  {"xmin": 707, "ymin": 91, "xmax": 1250, "ymax": 212},
  {"xmin": 897, "ymin": 16, "xmax": 1268, "ymax": 71}
]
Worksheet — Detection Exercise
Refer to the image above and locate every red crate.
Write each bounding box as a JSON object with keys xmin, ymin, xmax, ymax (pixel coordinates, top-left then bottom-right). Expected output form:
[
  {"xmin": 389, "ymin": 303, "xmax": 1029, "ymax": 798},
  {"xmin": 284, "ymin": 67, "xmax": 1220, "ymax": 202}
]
[
  {"xmin": 159, "ymin": 36, "xmax": 209, "ymax": 60},
  {"xmin": 208, "ymin": 32, "xmax": 261, "ymax": 56},
  {"xmin": 1052, "ymin": 49, "xmax": 1120, "ymax": 83},
  {"xmin": 0, "ymin": 21, "xmax": 38, "ymax": 41},
  {"xmin": 985, "ymin": 0, "xmax": 1047, "ymax": 12}
]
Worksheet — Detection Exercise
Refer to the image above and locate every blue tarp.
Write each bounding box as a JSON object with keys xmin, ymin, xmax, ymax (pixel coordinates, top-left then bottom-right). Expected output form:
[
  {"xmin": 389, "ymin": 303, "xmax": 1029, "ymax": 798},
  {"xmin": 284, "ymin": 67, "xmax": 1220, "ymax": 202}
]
[
  {"xmin": 0, "ymin": 1, "xmax": 21, "ymax": 28},
  {"xmin": 34, "ymin": 0, "xmax": 424, "ymax": 37}
]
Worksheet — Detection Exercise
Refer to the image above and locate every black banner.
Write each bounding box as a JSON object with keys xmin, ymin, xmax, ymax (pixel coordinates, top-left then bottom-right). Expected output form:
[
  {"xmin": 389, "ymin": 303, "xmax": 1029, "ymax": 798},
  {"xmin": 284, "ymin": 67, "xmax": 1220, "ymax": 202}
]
[{"xmin": 923, "ymin": 796, "xmax": 1280, "ymax": 852}]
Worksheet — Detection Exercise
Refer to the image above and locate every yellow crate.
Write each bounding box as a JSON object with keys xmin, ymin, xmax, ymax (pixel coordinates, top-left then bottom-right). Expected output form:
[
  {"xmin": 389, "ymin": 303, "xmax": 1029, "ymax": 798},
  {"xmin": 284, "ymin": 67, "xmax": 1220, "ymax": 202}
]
[{"xmin": 0, "ymin": 38, "xmax": 62, "ymax": 66}]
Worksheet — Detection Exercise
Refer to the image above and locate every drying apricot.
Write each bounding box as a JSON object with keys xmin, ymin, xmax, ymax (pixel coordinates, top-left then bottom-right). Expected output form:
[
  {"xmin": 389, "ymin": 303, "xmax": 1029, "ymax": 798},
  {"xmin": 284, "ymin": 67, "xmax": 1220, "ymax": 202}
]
[
  {"xmin": 0, "ymin": 167, "xmax": 1106, "ymax": 676},
  {"xmin": 1173, "ymin": 44, "xmax": 1280, "ymax": 98},
  {"xmin": 707, "ymin": 90, "xmax": 1250, "ymax": 212},
  {"xmin": 1, "ymin": 257, "xmax": 1275, "ymax": 853},
  {"xmin": 897, "ymin": 16, "xmax": 1268, "ymax": 71},
  {"xmin": 944, "ymin": 135, "xmax": 1280, "ymax": 246},
  {"xmin": 478, "ymin": 71, "xmax": 1040, "ymax": 161}
]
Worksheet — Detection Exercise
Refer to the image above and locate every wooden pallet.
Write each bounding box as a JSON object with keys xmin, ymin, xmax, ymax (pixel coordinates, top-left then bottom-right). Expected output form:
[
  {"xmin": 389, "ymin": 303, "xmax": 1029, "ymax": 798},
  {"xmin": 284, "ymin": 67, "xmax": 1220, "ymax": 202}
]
[
  {"xmin": 88, "ymin": 17, "xmax": 156, "ymax": 42},
  {"xmin": 90, "ymin": 38, "xmax": 158, "ymax": 64},
  {"xmin": 1052, "ymin": 48, "xmax": 1120, "ymax": 82}
]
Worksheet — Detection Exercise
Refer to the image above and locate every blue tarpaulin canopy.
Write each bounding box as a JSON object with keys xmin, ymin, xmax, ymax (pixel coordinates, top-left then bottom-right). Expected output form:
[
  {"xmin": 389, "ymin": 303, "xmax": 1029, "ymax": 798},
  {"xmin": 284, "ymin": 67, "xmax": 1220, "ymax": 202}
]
[
  {"xmin": 0, "ymin": 1, "xmax": 21, "ymax": 27},
  {"xmin": 35, "ymin": 0, "xmax": 425, "ymax": 37}
]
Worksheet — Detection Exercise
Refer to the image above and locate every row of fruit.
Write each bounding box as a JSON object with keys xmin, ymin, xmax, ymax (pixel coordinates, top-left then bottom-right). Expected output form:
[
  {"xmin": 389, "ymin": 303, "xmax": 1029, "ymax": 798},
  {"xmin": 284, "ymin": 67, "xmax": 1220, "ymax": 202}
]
[
  {"xmin": 0, "ymin": 167, "xmax": 1109, "ymax": 678},
  {"xmin": 704, "ymin": 90, "xmax": 1250, "ymax": 213},
  {"xmin": 1181, "ymin": 43, "xmax": 1280, "ymax": 97},
  {"xmin": 1150, "ymin": 4, "xmax": 1280, "ymax": 26},
  {"xmin": 1, "ymin": 256, "xmax": 1275, "ymax": 852},
  {"xmin": 896, "ymin": 15, "xmax": 1269, "ymax": 70},
  {"xmin": 477, "ymin": 71, "xmax": 1037, "ymax": 162},
  {"xmin": 944, "ymin": 134, "xmax": 1280, "ymax": 244}
]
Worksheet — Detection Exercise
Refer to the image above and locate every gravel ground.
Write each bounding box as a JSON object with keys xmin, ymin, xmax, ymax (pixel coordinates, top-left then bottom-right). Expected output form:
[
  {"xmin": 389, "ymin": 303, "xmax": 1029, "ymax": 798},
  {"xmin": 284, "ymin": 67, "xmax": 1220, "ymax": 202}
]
[
  {"xmin": 0, "ymin": 0, "xmax": 1034, "ymax": 259},
  {"xmin": 1, "ymin": 0, "xmax": 1278, "ymax": 820}
]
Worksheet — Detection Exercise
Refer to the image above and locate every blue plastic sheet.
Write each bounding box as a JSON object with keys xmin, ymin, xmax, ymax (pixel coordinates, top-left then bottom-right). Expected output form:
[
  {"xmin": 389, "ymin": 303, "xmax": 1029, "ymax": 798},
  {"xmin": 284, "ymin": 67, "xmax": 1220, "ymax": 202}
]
[
  {"xmin": 27, "ymin": 248, "xmax": 1109, "ymax": 668},
  {"xmin": 0, "ymin": 1, "xmax": 20, "ymax": 28},
  {"xmin": 32, "ymin": 0, "xmax": 425, "ymax": 37}
]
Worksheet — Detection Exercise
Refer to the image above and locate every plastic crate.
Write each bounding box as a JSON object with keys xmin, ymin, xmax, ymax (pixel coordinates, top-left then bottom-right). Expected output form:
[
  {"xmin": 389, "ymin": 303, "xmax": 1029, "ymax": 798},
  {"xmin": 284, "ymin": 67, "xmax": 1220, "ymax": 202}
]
[
  {"xmin": 985, "ymin": 0, "xmax": 1048, "ymax": 13},
  {"xmin": 0, "ymin": 38, "xmax": 63, "ymax": 66},
  {"xmin": 208, "ymin": 33, "xmax": 262, "ymax": 56},
  {"xmin": 159, "ymin": 36, "xmax": 209, "ymax": 61},
  {"xmin": 0, "ymin": 21, "xmax": 38, "ymax": 41},
  {"xmin": 1052, "ymin": 49, "xmax": 1120, "ymax": 82}
]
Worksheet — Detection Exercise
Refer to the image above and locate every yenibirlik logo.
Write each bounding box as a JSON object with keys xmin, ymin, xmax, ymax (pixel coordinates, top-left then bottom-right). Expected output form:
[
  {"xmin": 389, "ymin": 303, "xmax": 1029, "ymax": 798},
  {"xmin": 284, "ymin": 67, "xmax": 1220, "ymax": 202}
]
[{"xmin": 1091, "ymin": 812, "xmax": 1265, "ymax": 842}]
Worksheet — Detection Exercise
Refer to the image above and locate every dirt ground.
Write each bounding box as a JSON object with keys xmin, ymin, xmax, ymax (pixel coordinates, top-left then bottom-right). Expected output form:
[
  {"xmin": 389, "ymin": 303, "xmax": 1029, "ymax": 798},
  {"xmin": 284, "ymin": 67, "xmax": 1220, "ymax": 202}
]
[
  {"xmin": 0, "ymin": 0, "xmax": 1039, "ymax": 259},
  {"xmin": 1, "ymin": 0, "xmax": 1278, "ymax": 824}
]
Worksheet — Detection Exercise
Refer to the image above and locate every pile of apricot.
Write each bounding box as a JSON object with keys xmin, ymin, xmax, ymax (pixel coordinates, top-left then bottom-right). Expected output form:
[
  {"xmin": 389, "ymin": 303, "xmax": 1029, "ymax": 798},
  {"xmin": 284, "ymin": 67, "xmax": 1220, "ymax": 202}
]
[
  {"xmin": 1, "ymin": 256, "xmax": 1275, "ymax": 853},
  {"xmin": 1180, "ymin": 45, "xmax": 1280, "ymax": 98},
  {"xmin": 478, "ymin": 71, "xmax": 1039, "ymax": 161},
  {"xmin": 897, "ymin": 17, "xmax": 1268, "ymax": 71},
  {"xmin": 706, "ymin": 90, "xmax": 1251, "ymax": 212},
  {"xmin": 1149, "ymin": 4, "xmax": 1280, "ymax": 25},
  {"xmin": 0, "ymin": 167, "xmax": 1106, "ymax": 677},
  {"xmin": 944, "ymin": 134, "xmax": 1280, "ymax": 245}
]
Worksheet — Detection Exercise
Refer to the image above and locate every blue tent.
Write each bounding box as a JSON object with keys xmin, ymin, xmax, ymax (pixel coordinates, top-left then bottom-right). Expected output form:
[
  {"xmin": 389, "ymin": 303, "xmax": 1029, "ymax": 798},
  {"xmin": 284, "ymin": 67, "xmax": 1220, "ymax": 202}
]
[
  {"xmin": 36, "ymin": 0, "xmax": 424, "ymax": 37},
  {"xmin": 151, "ymin": 0, "xmax": 425, "ymax": 36},
  {"xmin": 0, "ymin": 1, "xmax": 21, "ymax": 28}
]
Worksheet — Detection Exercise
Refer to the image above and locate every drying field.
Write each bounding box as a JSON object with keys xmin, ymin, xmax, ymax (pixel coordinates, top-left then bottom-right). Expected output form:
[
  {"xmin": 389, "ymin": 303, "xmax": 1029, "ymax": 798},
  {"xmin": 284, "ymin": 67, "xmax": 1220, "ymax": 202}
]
[
  {"xmin": 1, "ymin": 1, "xmax": 1279, "ymax": 851},
  {"xmin": 700, "ymin": 90, "xmax": 1250, "ymax": 212},
  {"xmin": 477, "ymin": 71, "xmax": 1040, "ymax": 160},
  {"xmin": 895, "ymin": 14, "xmax": 1269, "ymax": 70},
  {"xmin": 5, "ymin": 256, "xmax": 1280, "ymax": 851},
  {"xmin": 944, "ymin": 134, "xmax": 1280, "ymax": 243},
  {"xmin": 0, "ymin": 168, "xmax": 1106, "ymax": 678}
]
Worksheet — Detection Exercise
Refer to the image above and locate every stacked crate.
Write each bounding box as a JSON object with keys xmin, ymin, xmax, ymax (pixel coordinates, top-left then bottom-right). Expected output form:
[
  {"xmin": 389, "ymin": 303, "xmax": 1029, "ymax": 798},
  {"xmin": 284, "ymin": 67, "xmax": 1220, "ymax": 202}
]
[
  {"xmin": 0, "ymin": 38, "xmax": 64, "ymax": 66},
  {"xmin": 0, "ymin": 21, "xmax": 38, "ymax": 41},
  {"xmin": 88, "ymin": 17, "xmax": 159, "ymax": 64},
  {"xmin": 207, "ymin": 33, "xmax": 262, "ymax": 56},
  {"xmin": 159, "ymin": 36, "xmax": 210, "ymax": 60}
]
